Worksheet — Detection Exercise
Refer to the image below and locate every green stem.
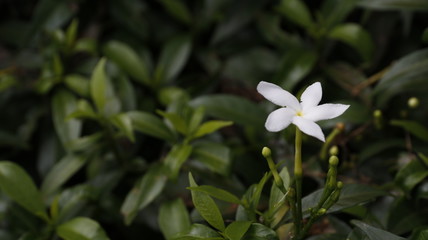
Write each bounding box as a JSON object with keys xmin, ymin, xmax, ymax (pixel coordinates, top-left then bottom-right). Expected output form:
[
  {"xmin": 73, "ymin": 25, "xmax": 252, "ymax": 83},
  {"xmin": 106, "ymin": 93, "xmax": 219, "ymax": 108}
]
[{"xmin": 294, "ymin": 128, "xmax": 303, "ymax": 235}]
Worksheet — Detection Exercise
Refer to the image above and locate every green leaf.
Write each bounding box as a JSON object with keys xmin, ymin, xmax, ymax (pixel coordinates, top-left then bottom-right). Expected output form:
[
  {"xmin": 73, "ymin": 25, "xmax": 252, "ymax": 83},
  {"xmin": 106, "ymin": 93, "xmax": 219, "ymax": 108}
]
[
  {"xmin": 128, "ymin": 111, "xmax": 176, "ymax": 142},
  {"xmin": 276, "ymin": 0, "xmax": 313, "ymax": 29},
  {"xmin": 373, "ymin": 48, "xmax": 428, "ymax": 107},
  {"xmin": 157, "ymin": 110, "xmax": 188, "ymax": 135},
  {"xmin": 90, "ymin": 58, "xmax": 108, "ymax": 112},
  {"xmin": 103, "ymin": 40, "xmax": 151, "ymax": 86},
  {"xmin": 64, "ymin": 74, "xmax": 90, "ymax": 97},
  {"xmin": 241, "ymin": 223, "xmax": 279, "ymax": 240},
  {"xmin": 188, "ymin": 172, "xmax": 225, "ymax": 231},
  {"xmin": 192, "ymin": 120, "xmax": 233, "ymax": 139},
  {"xmin": 65, "ymin": 19, "xmax": 78, "ymax": 50},
  {"xmin": 172, "ymin": 223, "xmax": 222, "ymax": 239},
  {"xmin": 0, "ymin": 161, "xmax": 48, "ymax": 221},
  {"xmin": 192, "ymin": 142, "xmax": 231, "ymax": 176},
  {"xmin": 155, "ymin": 34, "xmax": 192, "ymax": 84},
  {"xmin": 110, "ymin": 113, "xmax": 135, "ymax": 142},
  {"xmin": 159, "ymin": 0, "xmax": 192, "ymax": 24},
  {"xmin": 56, "ymin": 217, "xmax": 110, "ymax": 240},
  {"xmin": 395, "ymin": 160, "xmax": 428, "ymax": 193},
  {"xmin": 391, "ymin": 120, "xmax": 428, "ymax": 142},
  {"xmin": 188, "ymin": 106, "xmax": 205, "ymax": 135},
  {"xmin": 116, "ymin": 75, "xmax": 136, "ymax": 111},
  {"xmin": 359, "ymin": 139, "xmax": 405, "ymax": 164},
  {"xmin": 320, "ymin": 0, "xmax": 359, "ymax": 30},
  {"xmin": 302, "ymin": 184, "xmax": 385, "ymax": 216},
  {"xmin": 274, "ymin": 47, "xmax": 317, "ymax": 91},
  {"xmin": 351, "ymin": 220, "xmax": 406, "ymax": 240},
  {"xmin": 164, "ymin": 144, "xmax": 193, "ymax": 179},
  {"xmin": 358, "ymin": 0, "xmax": 428, "ymax": 11},
  {"xmin": 224, "ymin": 221, "xmax": 252, "ymax": 240},
  {"xmin": 269, "ymin": 167, "xmax": 290, "ymax": 210},
  {"xmin": 409, "ymin": 228, "xmax": 428, "ymax": 240},
  {"xmin": 52, "ymin": 90, "xmax": 82, "ymax": 149},
  {"xmin": 41, "ymin": 154, "xmax": 87, "ymax": 195},
  {"xmin": 121, "ymin": 164, "xmax": 167, "ymax": 225},
  {"xmin": 328, "ymin": 23, "xmax": 374, "ymax": 62},
  {"xmin": 187, "ymin": 185, "xmax": 241, "ymax": 205},
  {"xmin": 67, "ymin": 99, "xmax": 98, "ymax": 120},
  {"xmin": 190, "ymin": 95, "xmax": 266, "ymax": 127},
  {"xmin": 159, "ymin": 198, "xmax": 191, "ymax": 240}
]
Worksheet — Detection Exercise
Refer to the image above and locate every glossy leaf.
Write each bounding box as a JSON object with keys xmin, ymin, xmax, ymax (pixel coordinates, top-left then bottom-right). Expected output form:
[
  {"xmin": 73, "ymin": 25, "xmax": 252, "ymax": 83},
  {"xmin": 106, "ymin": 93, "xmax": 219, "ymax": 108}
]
[
  {"xmin": 224, "ymin": 221, "xmax": 252, "ymax": 240},
  {"xmin": 0, "ymin": 161, "xmax": 48, "ymax": 221},
  {"xmin": 241, "ymin": 223, "xmax": 279, "ymax": 240},
  {"xmin": 328, "ymin": 23, "xmax": 374, "ymax": 62},
  {"xmin": 164, "ymin": 144, "xmax": 193, "ymax": 179},
  {"xmin": 192, "ymin": 142, "xmax": 231, "ymax": 175},
  {"xmin": 103, "ymin": 40, "xmax": 151, "ymax": 86},
  {"xmin": 395, "ymin": 160, "xmax": 428, "ymax": 193},
  {"xmin": 128, "ymin": 111, "xmax": 176, "ymax": 142},
  {"xmin": 276, "ymin": 0, "xmax": 313, "ymax": 30},
  {"xmin": 373, "ymin": 48, "xmax": 428, "ymax": 107},
  {"xmin": 188, "ymin": 172, "xmax": 225, "ymax": 231},
  {"xmin": 159, "ymin": 199, "xmax": 191, "ymax": 240},
  {"xmin": 351, "ymin": 220, "xmax": 406, "ymax": 240},
  {"xmin": 56, "ymin": 217, "xmax": 110, "ymax": 240},
  {"xmin": 187, "ymin": 185, "xmax": 241, "ymax": 205},
  {"xmin": 41, "ymin": 154, "xmax": 87, "ymax": 195},
  {"xmin": 52, "ymin": 90, "xmax": 82, "ymax": 149},
  {"xmin": 190, "ymin": 95, "xmax": 266, "ymax": 127},
  {"xmin": 391, "ymin": 120, "xmax": 428, "ymax": 142},
  {"xmin": 192, "ymin": 120, "xmax": 233, "ymax": 139},
  {"xmin": 110, "ymin": 113, "xmax": 135, "ymax": 142},
  {"xmin": 90, "ymin": 58, "xmax": 109, "ymax": 112},
  {"xmin": 121, "ymin": 164, "xmax": 167, "ymax": 225},
  {"xmin": 172, "ymin": 224, "xmax": 222, "ymax": 239},
  {"xmin": 155, "ymin": 35, "xmax": 192, "ymax": 84}
]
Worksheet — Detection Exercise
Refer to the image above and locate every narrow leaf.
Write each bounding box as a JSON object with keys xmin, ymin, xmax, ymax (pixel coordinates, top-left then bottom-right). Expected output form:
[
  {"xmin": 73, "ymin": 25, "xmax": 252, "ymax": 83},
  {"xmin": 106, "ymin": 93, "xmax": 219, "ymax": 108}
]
[
  {"xmin": 128, "ymin": 111, "xmax": 176, "ymax": 142},
  {"xmin": 164, "ymin": 144, "xmax": 193, "ymax": 179},
  {"xmin": 187, "ymin": 185, "xmax": 241, "ymax": 205},
  {"xmin": 110, "ymin": 113, "xmax": 135, "ymax": 142},
  {"xmin": 90, "ymin": 58, "xmax": 108, "ymax": 112},
  {"xmin": 192, "ymin": 120, "xmax": 233, "ymax": 139}
]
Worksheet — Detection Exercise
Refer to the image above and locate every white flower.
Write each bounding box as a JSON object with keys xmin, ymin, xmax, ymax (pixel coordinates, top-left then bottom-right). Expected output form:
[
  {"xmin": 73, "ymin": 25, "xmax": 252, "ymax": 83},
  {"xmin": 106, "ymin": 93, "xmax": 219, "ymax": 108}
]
[{"xmin": 257, "ymin": 81, "xmax": 349, "ymax": 142}]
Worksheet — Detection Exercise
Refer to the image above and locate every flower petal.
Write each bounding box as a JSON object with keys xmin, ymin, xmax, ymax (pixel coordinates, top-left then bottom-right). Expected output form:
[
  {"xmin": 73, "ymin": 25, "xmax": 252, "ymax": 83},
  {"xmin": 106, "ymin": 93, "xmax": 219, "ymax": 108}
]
[
  {"xmin": 292, "ymin": 116, "xmax": 325, "ymax": 142},
  {"xmin": 303, "ymin": 103, "xmax": 350, "ymax": 122},
  {"xmin": 257, "ymin": 81, "xmax": 300, "ymax": 110},
  {"xmin": 300, "ymin": 82, "xmax": 322, "ymax": 111},
  {"xmin": 265, "ymin": 108, "xmax": 295, "ymax": 132}
]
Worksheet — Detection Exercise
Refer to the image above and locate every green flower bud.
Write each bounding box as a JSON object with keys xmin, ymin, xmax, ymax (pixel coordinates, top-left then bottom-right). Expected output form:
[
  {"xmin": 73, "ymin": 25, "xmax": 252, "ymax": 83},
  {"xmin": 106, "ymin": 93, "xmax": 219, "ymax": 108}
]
[
  {"xmin": 329, "ymin": 156, "xmax": 339, "ymax": 166},
  {"xmin": 317, "ymin": 208, "xmax": 327, "ymax": 216},
  {"xmin": 408, "ymin": 97, "xmax": 419, "ymax": 108},
  {"xmin": 329, "ymin": 145, "xmax": 339, "ymax": 156},
  {"xmin": 262, "ymin": 147, "xmax": 271, "ymax": 158}
]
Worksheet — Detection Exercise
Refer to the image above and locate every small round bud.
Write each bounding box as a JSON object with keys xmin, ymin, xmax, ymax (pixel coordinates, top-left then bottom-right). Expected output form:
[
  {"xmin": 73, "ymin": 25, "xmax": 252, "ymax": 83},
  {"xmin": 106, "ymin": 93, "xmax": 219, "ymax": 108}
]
[
  {"xmin": 336, "ymin": 181, "xmax": 344, "ymax": 189},
  {"xmin": 262, "ymin": 147, "xmax": 271, "ymax": 158},
  {"xmin": 317, "ymin": 208, "xmax": 327, "ymax": 215},
  {"xmin": 408, "ymin": 97, "xmax": 419, "ymax": 108},
  {"xmin": 329, "ymin": 145, "xmax": 339, "ymax": 156},
  {"xmin": 329, "ymin": 156, "xmax": 339, "ymax": 166},
  {"xmin": 335, "ymin": 122, "xmax": 345, "ymax": 131},
  {"xmin": 373, "ymin": 109, "xmax": 382, "ymax": 118}
]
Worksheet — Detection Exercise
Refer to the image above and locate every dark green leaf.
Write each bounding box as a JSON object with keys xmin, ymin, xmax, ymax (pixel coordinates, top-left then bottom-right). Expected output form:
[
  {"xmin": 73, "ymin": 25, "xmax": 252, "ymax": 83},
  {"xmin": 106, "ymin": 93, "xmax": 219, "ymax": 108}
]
[
  {"xmin": 155, "ymin": 35, "xmax": 192, "ymax": 84},
  {"xmin": 224, "ymin": 221, "xmax": 252, "ymax": 240},
  {"xmin": 321, "ymin": 0, "xmax": 359, "ymax": 30},
  {"xmin": 128, "ymin": 111, "xmax": 176, "ymax": 142},
  {"xmin": 103, "ymin": 41, "xmax": 151, "ymax": 86},
  {"xmin": 56, "ymin": 217, "xmax": 110, "ymax": 240},
  {"xmin": 157, "ymin": 110, "xmax": 188, "ymax": 135},
  {"xmin": 358, "ymin": 0, "xmax": 428, "ymax": 11},
  {"xmin": 187, "ymin": 185, "xmax": 241, "ymax": 205},
  {"xmin": 159, "ymin": 0, "xmax": 192, "ymax": 24},
  {"xmin": 90, "ymin": 58, "xmax": 108, "ymax": 112},
  {"xmin": 164, "ymin": 144, "xmax": 193, "ymax": 179},
  {"xmin": 159, "ymin": 199, "xmax": 191, "ymax": 240},
  {"xmin": 188, "ymin": 172, "xmax": 225, "ymax": 231},
  {"xmin": 190, "ymin": 95, "xmax": 266, "ymax": 127},
  {"xmin": 192, "ymin": 142, "xmax": 231, "ymax": 175},
  {"xmin": 359, "ymin": 139, "xmax": 405, "ymax": 164},
  {"xmin": 351, "ymin": 220, "xmax": 406, "ymax": 240},
  {"xmin": 241, "ymin": 223, "xmax": 278, "ymax": 240},
  {"xmin": 391, "ymin": 120, "xmax": 428, "ymax": 142},
  {"xmin": 172, "ymin": 223, "xmax": 222, "ymax": 240},
  {"xmin": 121, "ymin": 164, "xmax": 167, "ymax": 225},
  {"xmin": 328, "ymin": 23, "xmax": 374, "ymax": 62},
  {"xmin": 0, "ymin": 161, "xmax": 48, "ymax": 221},
  {"xmin": 41, "ymin": 154, "xmax": 87, "ymax": 195},
  {"xmin": 192, "ymin": 120, "xmax": 233, "ymax": 139},
  {"xmin": 395, "ymin": 160, "xmax": 428, "ymax": 193},
  {"xmin": 276, "ymin": 0, "xmax": 313, "ymax": 30},
  {"xmin": 110, "ymin": 113, "xmax": 135, "ymax": 142},
  {"xmin": 52, "ymin": 90, "xmax": 82, "ymax": 149}
]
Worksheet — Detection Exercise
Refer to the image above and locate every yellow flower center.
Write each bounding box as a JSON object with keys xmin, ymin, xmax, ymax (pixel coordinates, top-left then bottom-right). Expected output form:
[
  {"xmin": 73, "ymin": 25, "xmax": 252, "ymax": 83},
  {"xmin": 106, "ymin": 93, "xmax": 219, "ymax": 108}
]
[{"xmin": 296, "ymin": 111, "xmax": 303, "ymax": 116}]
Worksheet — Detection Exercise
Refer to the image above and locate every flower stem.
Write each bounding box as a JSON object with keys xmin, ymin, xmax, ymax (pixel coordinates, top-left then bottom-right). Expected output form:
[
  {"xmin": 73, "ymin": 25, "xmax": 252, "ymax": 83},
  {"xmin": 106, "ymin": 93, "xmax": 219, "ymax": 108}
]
[{"xmin": 294, "ymin": 128, "xmax": 303, "ymax": 235}]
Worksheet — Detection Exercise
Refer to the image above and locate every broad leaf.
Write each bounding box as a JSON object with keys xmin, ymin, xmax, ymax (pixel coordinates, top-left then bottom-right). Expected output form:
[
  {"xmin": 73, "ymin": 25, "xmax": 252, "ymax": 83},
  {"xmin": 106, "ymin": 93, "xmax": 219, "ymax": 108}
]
[
  {"xmin": 241, "ymin": 223, "xmax": 278, "ymax": 240},
  {"xmin": 391, "ymin": 120, "xmax": 428, "ymax": 142},
  {"xmin": 192, "ymin": 120, "xmax": 233, "ymax": 139},
  {"xmin": 57, "ymin": 217, "xmax": 110, "ymax": 240},
  {"xmin": 187, "ymin": 185, "xmax": 241, "ymax": 205},
  {"xmin": 192, "ymin": 142, "xmax": 231, "ymax": 175},
  {"xmin": 0, "ymin": 161, "xmax": 48, "ymax": 221},
  {"xmin": 64, "ymin": 74, "xmax": 90, "ymax": 97},
  {"xmin": 110, "ymin": 113, "xmax": 135, "ymax": 142},
  {"xmin": 188, "ymin": 172, "xmax": 225, "ymax": 231},
  {"xmin": 90, "ymin": 58, "xmax": 108, "ymax": 112},
  {"xmin": 159, "ymin": 199, "xmax": 191, "ymax": 240},
  {"xmin": 164, "ymin": 144, "xmax": 193, "ymax": 179},
  {"xmin": 351, "ymin": 220, "xmax": 406, "ymax": 240},
  {"xmin": 276, "ymin": 0, "xmax": 313, "ymax": 30},
  {"xmin": 159, "ymin": 0, "xmax": 192, "ymax": 24},
  {"xmin": 395, "ymin": 160, "xmax": 428, "ymax": 193},
  {"xmin": 224, "ymin": 221, "xmax": 252, "ymax": 240},
  {"xmin": 128, "ymin": 111, "xmax": 176, "ymax": 142},
  {"xmin": 172, "ymin": 224, "xmax": 222, "ymax": 239},
  {"xmin": 358, "ymin": 0, "xmax": 428, "ymax": 11}
]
